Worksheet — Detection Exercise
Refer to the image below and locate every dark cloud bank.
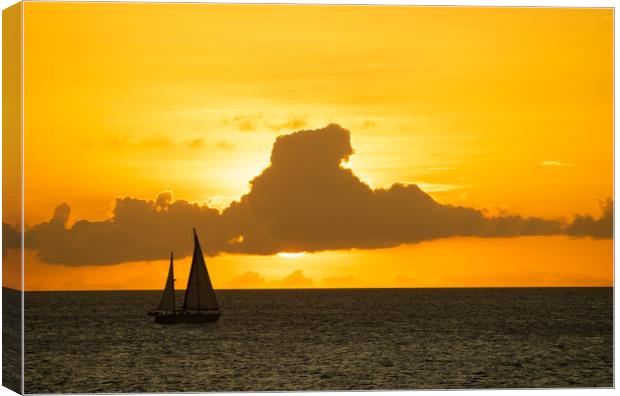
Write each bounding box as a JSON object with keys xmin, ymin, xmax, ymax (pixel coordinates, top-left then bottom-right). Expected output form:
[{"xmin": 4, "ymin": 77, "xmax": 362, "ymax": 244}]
[{"xmin": 4, "ymin": 124, "xmax": 613, "ymax": 266}]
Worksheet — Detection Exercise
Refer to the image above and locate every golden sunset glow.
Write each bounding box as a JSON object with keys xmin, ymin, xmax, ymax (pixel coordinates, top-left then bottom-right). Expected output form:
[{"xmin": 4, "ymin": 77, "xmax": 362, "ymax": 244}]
[
  {"xmin": 14, "ymin": 3, "xmax": 612, "ymax": 290},
  {"xmin": 277, "ymin": 252, "xmax": 306, "ymax": 259}
]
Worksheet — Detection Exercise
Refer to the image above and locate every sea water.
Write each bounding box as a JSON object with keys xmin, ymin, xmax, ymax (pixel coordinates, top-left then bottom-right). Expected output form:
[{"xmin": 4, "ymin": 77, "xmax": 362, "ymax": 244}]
[{"xmin": 23, "ymin": 288, "xmax": 612, "ymax": 392}]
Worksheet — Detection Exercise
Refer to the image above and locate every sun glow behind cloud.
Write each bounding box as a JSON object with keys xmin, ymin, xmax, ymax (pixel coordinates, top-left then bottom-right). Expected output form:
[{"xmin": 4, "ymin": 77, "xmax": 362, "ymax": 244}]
[{"xmin": 277, "ymin": 252, "xmax": 306, "ymax": 259}]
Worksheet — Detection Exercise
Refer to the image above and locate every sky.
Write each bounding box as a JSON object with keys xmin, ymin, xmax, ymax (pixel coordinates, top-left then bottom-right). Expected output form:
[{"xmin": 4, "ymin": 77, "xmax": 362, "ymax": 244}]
[{"xmin": 4, "ymin": 3, "xmax": 612, "ymax": 290}]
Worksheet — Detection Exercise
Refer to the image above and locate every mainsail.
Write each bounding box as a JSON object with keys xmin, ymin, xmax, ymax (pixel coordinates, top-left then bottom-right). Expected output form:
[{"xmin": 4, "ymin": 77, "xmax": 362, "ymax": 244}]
[
  {"xmin": 157, "ymin": 252, "xmax": 176, "ymax": 312},
  {"xmin": 182, "ymin": 229, "xmax": 219, "ymax": 311}
]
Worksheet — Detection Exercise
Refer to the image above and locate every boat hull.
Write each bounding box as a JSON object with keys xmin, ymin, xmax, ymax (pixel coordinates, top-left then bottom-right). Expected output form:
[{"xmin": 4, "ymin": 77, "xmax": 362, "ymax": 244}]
[{"xmin": 153, "ymin": 311, "xmax": 221, "ymax": 324}]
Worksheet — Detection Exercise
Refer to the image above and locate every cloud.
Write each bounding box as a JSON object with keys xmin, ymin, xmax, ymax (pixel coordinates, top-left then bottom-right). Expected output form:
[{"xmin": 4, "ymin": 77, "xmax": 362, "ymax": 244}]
[
  {"xmin": 188, "ymin": 138, "xmax": 234, "ymax": 150},
  {"xmin": 361, "ymin": 120, "xmax": 376, "ymax": 129},
  {"xmin": 188, "ymin": 138, "xmax": 204, "ymax": 149},
  {"xmin": 220, "ymin": 124, "xmax": 572, "ymax": 254},
  {"xmin": 221, "ymin": 269, "xmax": 314, "ymax": 289},
  {"xmin": 24, "ymin": 196, "xmax": 225, "ymax": 265},
  {"xmin": 222, "ymin": 271, "xmax": 268, "ymax": 289},
  {"xmin": 566, "ymin": 198, "xmax": 613, "ymax": 239},
  {"xmin": 237, "ymin": 120, "xmax": 255, "ymax": 132},
  {"xmin": 541, "ymin": 160, "xmax": 572, "ymax": 167},
  {"xmin": 276, "ymin": 269, "xmax": 315, "ymax": 288},
  {"xmin": 224, "ymin": 114, "xmax": 307, "ymax": 133},
  {"xmin": 266, "ymin": 116, "xmax": 308, "ymax": 132},
  {"xmin": 8, "ymin": 123, "xmax": 613, "ymax": 266},
  {"xmin": 2, "ymin": 222, "xmax": 20, "ymax": 257},
  {"xmin": 226, "ymin": 114, "xmax": 262, "ymax": 132},
  {"xmin": 155, "ymin": 191, "xmax": 173, "ymax": 211}
]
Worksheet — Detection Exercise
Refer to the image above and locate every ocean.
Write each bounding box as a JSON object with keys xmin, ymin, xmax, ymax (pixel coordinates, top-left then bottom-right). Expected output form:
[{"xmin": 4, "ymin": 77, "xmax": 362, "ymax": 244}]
[{"xmin": 23, "ymin": 288, "xmax": 612, "ymax": 393}]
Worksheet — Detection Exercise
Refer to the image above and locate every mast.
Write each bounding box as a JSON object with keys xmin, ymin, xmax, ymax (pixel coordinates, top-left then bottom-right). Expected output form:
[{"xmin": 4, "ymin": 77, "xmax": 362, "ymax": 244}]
[
  {"xmin": 194, "ymin": 229, "xmax": 200, "ymax": 311},
  {"xmin": 170, "ymin": 252, "xmax": 175, "ymax": 313}
]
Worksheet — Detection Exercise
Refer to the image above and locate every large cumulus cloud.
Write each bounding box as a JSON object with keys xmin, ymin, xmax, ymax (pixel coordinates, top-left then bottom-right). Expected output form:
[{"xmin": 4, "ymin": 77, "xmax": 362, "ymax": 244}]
[
  {"xmin": 222, "ymin": 124, "xmax": 567, "ymax": 254},
  {"xmin": 4, "ymin": 124, "xmax": 613, "ymax": 266}
]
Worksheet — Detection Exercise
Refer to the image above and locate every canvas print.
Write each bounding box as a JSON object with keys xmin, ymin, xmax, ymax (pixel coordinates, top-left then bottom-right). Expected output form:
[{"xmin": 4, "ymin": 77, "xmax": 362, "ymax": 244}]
[{"xmin": 2, "ymin": 2, "xmax": 613, "ymax": 394}]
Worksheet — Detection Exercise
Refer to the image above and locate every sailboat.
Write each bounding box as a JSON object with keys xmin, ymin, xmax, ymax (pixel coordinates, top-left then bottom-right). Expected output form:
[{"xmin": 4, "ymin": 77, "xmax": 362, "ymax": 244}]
[
  {"xmin": 147, "ymin": 252, "xmax": 177, "ymax": 316},
  {"xmin": 149, "ymin": 229, "xmax": 221, "ymax": 324}
]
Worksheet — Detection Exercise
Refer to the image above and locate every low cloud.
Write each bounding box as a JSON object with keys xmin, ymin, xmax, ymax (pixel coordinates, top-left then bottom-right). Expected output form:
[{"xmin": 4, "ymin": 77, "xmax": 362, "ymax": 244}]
[
  {"xmin": 7, "ymin": 124, "xmax": 613, "ymax": 266},
  {"xmin": 565, "ymin": 199, "xmax": 613, "ymax": 239},
  {"xmin": 25, "ymin": 196, "xmax": 224, "ymax": 265},
  {"xmin": 2, "ymin": 222, "xmax": 20, "ymax": 257},
  {"xmin": 221, "ymin": 271, "xmax": 268, "ymax": 289},
  {"xmin": 222, "ymin": 269, "xmax": 314, "ymax": 289},
  {"xmin": 278, "ymin": 269, "xmax": 315, "ymax": 288}
]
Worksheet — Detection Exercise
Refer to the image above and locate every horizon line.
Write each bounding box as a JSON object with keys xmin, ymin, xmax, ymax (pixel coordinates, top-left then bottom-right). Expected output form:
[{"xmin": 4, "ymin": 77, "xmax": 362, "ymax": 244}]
[{"xmin": 5, "ymin": 285, "xmax": 613, "ymax": 293}]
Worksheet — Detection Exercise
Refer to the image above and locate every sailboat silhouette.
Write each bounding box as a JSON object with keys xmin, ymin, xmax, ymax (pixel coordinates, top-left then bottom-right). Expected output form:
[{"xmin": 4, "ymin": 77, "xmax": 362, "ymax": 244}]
[{"xmin": 148, "ymin": 229, "xmax": 221, "ymax": 324}]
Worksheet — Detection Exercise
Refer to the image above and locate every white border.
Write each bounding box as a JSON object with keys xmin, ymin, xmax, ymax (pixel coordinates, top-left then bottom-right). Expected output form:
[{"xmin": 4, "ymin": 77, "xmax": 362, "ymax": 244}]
[{"xmin": 0, "ymin": 1, "xmax": 616, "ymax": 396}]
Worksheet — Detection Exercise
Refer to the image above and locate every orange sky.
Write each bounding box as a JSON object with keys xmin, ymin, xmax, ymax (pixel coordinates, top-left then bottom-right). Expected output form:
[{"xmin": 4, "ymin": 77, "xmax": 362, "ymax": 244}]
[{"xmin": 6, "ymin": 3, "xmax": 613, "ymax": 290}]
